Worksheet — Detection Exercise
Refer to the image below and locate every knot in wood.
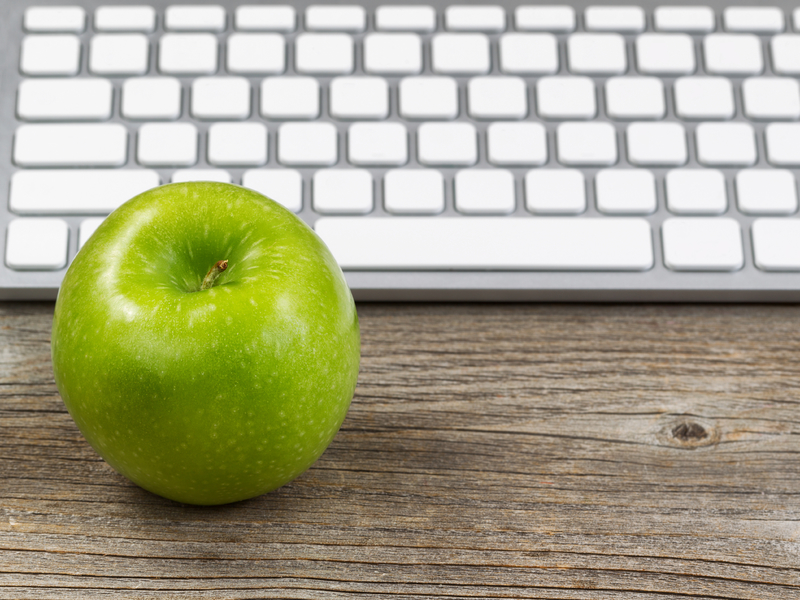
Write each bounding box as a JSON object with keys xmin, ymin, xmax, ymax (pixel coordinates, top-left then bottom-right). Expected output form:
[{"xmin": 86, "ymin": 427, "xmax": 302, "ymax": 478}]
[{"xmin": 672, "ymin": 422, "xmax": 708, "ymax": 441}]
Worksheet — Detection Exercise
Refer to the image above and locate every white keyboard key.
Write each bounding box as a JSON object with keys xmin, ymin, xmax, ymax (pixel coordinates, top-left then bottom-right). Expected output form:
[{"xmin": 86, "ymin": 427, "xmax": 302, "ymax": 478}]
[
  {"xmin": 122, "ymin": 77, "xmax": 182, "ymax": 120},
  {"xmin": 20, "ymin": 35, "xmax": 80, "ymax": 75},
  {"xmin": 636, "ymin": 34, "xmax": 696, "ymax": 75},
  {"xmin": 487, "ymin": 122, "xmax": 547, "ymax": 166},
  {"xmin": 227, "ymin": 33, "xmax": 285, "ymax": 74},
  {"xmin": 742, "ymin": 78, "xmax": 800, "ymax": 120},
  {"xmin": 736, "ymin": 169, "xmax": 797, "ymax": 215},
  {"xmin": 6, "ymin": 219, "xmax": 68, "ymax": 270},
  {"xmin": 432, "ymin": 33, "xmax": 490, "ymax": 74},
  {"xmin": 363, "ymin": 33, "xmax": 422, "ymax": 74},
  {"xmin": 752, "ymin": 219, "xmax": 800, "ymax": 270},
  {"xmin": 515, "ymin": 6, "xmax": 575, "ymax": 32},
  {"xmin": 137, "ymin": 123, "xmax": 197, "ymax": 167},
  {"xmin": 235, "ymin": 5, "xmax": 295, "ymax": 31},
  {"xmin": 348, "ymin": 122, "xmax": 408, "ymax": 166},
  {"xmin": 306, "ymin": 5, "xmax": 366, "ymax": 32},
  {"xmin": 499, "ymin": 33, "xmax": 558, "ymax": 74},
  {"xmin": 627, "ymin": 122, "xmax": 688, "ymax": 166},
  {"xmin": 724, "ymin": 7, "xmax": 784, "ymax": 33},
  {"xmin": 765, "ymin": 123, "xmax": 800, "ymax": 166},
  {"xmin": 89, "ymin": 34, "xmax": 149, "ymax": 75},
  {"xmin": 536, "ymin": 76, "xmax": 596, "ymax": 119},
  {"xmin": 662, "ymin": 218, "xmax": 743, "ymax": 271},
  {"xmin": 242, "ymin": 169, "xmax": 303, "ymax": 212},
  {"xmin": 25, "ymin": 6, "xmax": 85, "ymax": 32},
  {"xmin": 383, "ymin": 169, "xmax": 444, "ymax": 214},
  {"xmin": 261, "ymin": 77, "xmax": 319, "ymax": 119},
  {"xmin": 468, "ymin": 77, "xmax": 527, "ymax": 119},
  {"xmin": 585, "ymin": 6, "xmax": 645, "ymax": 32},
  {"xmin": 172, "ymin": 169, "xmax": 231, "ymax": 184},
  {"xmin": 18, "ymin": 79, "xmax": 113, "ymax": 121},
  {"xmin": 445, "ymin": 5, "xmax": 506, "ymax": 32},
  {"xmin": 10, "ymin": 170, "xmax": 159, "ymax": 214},
  {"xmin": 596, "ymin": 169, "xmax": 657, "ymax": 214},
  {"xmin": 654, "ymin": 6, "xmax": 715, "ymax": 32},
  {"xmin": 455, "ymin": 169, "xmax": 516, "ymax": 214},
  {"xmin": 279, "ymin": 122, "xmax": 337, "ymax": 166},
  {"xmin": 313, "ymin": 169, "xmax": 373, "ymax": 214},
  {"xmin": 79, "ymin": 218, "xmax": 104, "ymax": 249},
  {"xmin": 207, "ymin": 123, "xmax": 267, "ymax": 166},
  {"xmin": 375, "ymin": 6, "xmax": 436, "ymax": 32},
  {"xmin": 696, "ymin": 123, "xmax": 757, "ymax": 166},
  {"xmin": 295, "ymin": 33, "xmax": 353, "ymax": 74},
  {"xmin": 567, "ymin": 33, "xmax": 626, "ymax": 75},
  {"xmin": 95, "ymin": 6, "xmax": 156, "ymax": 32},
  {"xmin": 525, "ymin": 169, "xmax": 586, "ymax": 214},
  {"xmin": 330, "ymin": 77, "xmax": 389, "ymax": 119},
  {"xmin": 191, "ymin": 77, "xmax": 250, "ymax": 119},
  {"xmin": 674, "ymin": 77, "xmax": 735, "ymax": 119},
  {"xmin": 165, "ymin": 5, "xmax": 226, "ymax": 31},
  {"xmin": 159, "ymin": 33, "xmax": 218, "ymax": 74},
  {"xmin": 399, "ymin": 76, "xmax": 458, "ymax": 119},
  {"xmin": 704, "ymin": 34, "xmax": 763, "ymax": 75},
  {"xmin": 418, "ymin": 122, "xmax": 477, "ymax": 166},
  {"xmin": 15, "ymin": 124, "xmax": 127, "ymax": 167},
  {"xmin": 771, "ymin": 35, "xmax": 800, "ymax": 75},
  {"xmin": 665, "ymin": 169, "xmax": 727, "ymax": 214},
  {"xmin": 557, "ymin": 122, "xmax": 617, "ymax": 166},
  {"xmin": 794, "ymin": 8, "xmax": 800, "ymax": 31},
  {"xmin": 605, "ymin": 77, "xmax": 665, "ymax": 120},
  {"xmin": 315, "ymin": 217, "xmax": 653, "ymax": 270}
]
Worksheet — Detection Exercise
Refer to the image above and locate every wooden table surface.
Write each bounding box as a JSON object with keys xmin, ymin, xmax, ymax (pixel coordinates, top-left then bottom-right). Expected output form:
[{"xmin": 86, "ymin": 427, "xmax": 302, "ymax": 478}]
[{"xmin": 1, "ymin": 301, "xmax": 799, "ymax": 598}]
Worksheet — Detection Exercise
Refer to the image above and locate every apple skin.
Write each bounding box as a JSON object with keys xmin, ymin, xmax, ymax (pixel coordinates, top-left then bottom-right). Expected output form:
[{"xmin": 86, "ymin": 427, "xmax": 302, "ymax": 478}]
[{"xmin": 51, "ymin": 182, "xmax": 360, "ymax": 505}]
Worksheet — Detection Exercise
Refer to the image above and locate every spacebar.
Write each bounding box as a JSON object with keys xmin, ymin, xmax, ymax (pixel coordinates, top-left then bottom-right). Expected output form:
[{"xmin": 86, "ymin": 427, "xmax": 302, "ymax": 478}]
[{"xmin": 314, "ymin": 217, "xmax": 654, "ymax": 270}]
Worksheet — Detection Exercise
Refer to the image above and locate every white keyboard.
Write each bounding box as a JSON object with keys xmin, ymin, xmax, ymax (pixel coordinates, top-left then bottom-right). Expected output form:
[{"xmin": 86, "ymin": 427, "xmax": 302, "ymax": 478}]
[{"xmin": 4, "ymin": 1, "xmax": 800, "ymax": 300}]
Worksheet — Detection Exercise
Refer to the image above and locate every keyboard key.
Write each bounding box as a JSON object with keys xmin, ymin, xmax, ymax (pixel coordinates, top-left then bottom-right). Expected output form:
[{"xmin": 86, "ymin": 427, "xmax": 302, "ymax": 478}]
[
  {"xmin": 15, "ymin": 124, "xmax": 127, "ymax": 167},
  {"xmin": 295, "ymin": 33, "xmax": 353, "ymax": 74},
  {"xmin": 585, "ymin": 6, "xmax": 645, "ymax": 32},
  {"xmin": 724, "ymin": 7, "xmax": 784, "ymax": 33},
  {"xmin": 94, "ymin": 6, "xmax": 156, "ymax": 32},
  {"xmin": 5, "ymin": 218, "xmax": 69, "ymax": 270},
  {"xmin": 260, "ymin": 77, "xmax": 320, "ymax": 119},
  {"xmin": 306, "ymin": 5, "xmax": 366, "ymax": 32},
  {"xmin": 313, "ymin": 169, "xmax": 373, "ymax": 214},
  {"xmin": 79, "ymin": 218, "xmax": 104, "ymax": 248},
  {"xmin": 330, "ymin": 77, "xmax": 389, "ymax": 120},
  {"xmin": 515, "ymin": 6, "xmax": 575, "ymax": 32},
  {"xmin": 207, "ymin": 123, "xmax": 267, "ymax": 166},
  {"xmin": 486, "ymin": 122, "xmax": 547, "ymax": 166},
  {"xmin": 696, "ymin": 123, "xmax": 757, "ymax": 166},
  {"xmin": 159, "ymin": 34, "xmax": 218, "ymax": 74},
  {"xmin": 432, "ymin": 33, "xmax": 491, "ymax": 74},
  {"xmin": 314, "ymin": 217, "xmax": 653, "ymax": 270},
  {"xmin": 172, "ymin": 169, "xmax": 231, "ymax": 184},
  {"xmin": 605, "ymin": 77, "xmax": 665, "ymax": 120},
  {"xmin": 742, "ymin": 78, "xmax": 800, "ymax": 120},
  {"xmin": 383, "ymin": 169, "xmax": 444, "ymax": 214},
  {"xmin": 227, "ymin": 33, "xmax": 285, "ymax": 74},
  {"xmin": 191, "ymin": 77, "xmax": 251, "ymax": 119},
  {"xmin": 348, "ymin": 122, "xmax": 408, "ymax": 166},
  {"xmin": 279, "ymin": 122, "xmax": 337, "ymax": 166},
  {"xmin": 122, "ymin": 77, "xmax": 182, "ymax": 120},
  {"xmin": 736, "ymin": 169, "xmax": 797, "ymax": 215},
  {"xmin": 794, "ymin": 8, "xmax": 800, "ymax": 31},
  {"xmin": 137, "ymin": 123, "xmax": 198, "ymax": 166},
  {"xmin": 241, "ymin": 169, "xmax": 303, "ymax": 212},
  {"xmin": 417, "ymin": 122, "xmax": 477, "ymax": 166},
  {"xmin": 654, "ymin": 6, "xmax": 715, "ymax": 32},
  {"xmin": 567, "ymin": 33, "xmax": 626, "ymax": 75},
  {"xmin": 557, "ymin": 122, "xmax": 617, "ymax": 166},
  {"xmin": 662, "ymin": 218, "xmax": 743, "ymax": 271},
  {"xmin": 445, "ymin": 5, "xmax": 506, "ymax": 32},
  {"xmin": 25, "ymin": 6, "xmax": 85, "ymax": 32},
  {"xmin": 536, "ymin": 76, "xmax": 596, "ymax": 119},
  {"xmin": 455, "ymin": 169, "xmax": 515, "ymax": 214},
  {"xmin": 674, "ymin": 77, "xmax": 735, "ymax": 120},
  {"xmin": 10, "ymin": 169, "xmax": 159, "ymax": 214},
  {"xmin": 665, "ymin": 169, "xmax": 727, "ymax": 215},
  {"xmin": 704, "ymin": 34, "xmax": 763, "ymax": 75},
  {"xmin": 375, "ymin": 6, "xmax": 436, "ymax": 32},
  {"xmin": 235, "ymin": 5, "xmax": 295, "ymax": 31},
  {"xmin": 165, "ymin": 5, "xmax": 226, "ymax": 31},
  {"xmin": 752, "ymin": 219, "xmax": 800, "ymax": 270},
  {"xmin": 771, "ymin": 35, "xmax": 800, "ymax": 75},
  {"xmin": 20, "ymin": 35, "xmax": 81, "ymax": 75},
  {"xmin": 17, "ymin": 79, "xmax": 113, "ymax": 121},
  {"xmin": 499, "ymin": 33, "xmax": 558, "ymax": 74},
  {"xmin": 627, "ymin": 122, "xmax": 687, "ymax": 166},
  {"xmin": 636, "ymin": 34, "xmax": 695, "ymax": 75},
  {"xmin": 363, "ymin": 33, "xmax": 422, "ymax": 74},
  {"xmin": 525, "ymin": 169, "xmax": 586, "ymax": 214},
  {"xmin": 765, "ymin": 123, "xmax": 800, "ymax": 166},
  {"xmin": 596, "ymin": 169, "xmax": 657, "ymax": 214},
  {"xmin": 467, "ymin": 77, "xmax": 527, "ymax": 119},
  {"xmin": 399, "ymin": 76, "xmax": 458, "ymax": 119},
  {"xmin": 89, "ymin": 34, "xmax": 149, "ymax": 75}
]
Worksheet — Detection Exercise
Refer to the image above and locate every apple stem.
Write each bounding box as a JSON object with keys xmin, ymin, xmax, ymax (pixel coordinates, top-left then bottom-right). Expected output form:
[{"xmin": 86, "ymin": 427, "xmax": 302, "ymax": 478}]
[{"xmin": 200, "ymin": 260, "xmax": 228, "ymax": 291}]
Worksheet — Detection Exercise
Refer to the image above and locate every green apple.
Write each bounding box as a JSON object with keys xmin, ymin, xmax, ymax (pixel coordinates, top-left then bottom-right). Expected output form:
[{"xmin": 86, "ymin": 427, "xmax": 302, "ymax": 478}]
[{"xmin": 51, "ymin": 182, "xmax": 360, "ymax": 505}]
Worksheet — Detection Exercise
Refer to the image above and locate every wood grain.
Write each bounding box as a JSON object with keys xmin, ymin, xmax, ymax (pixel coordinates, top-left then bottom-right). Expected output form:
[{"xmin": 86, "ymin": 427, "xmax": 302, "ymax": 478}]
[{"xmin": 1, "ymin": 302, "xmax": 799, "ymax": 598}]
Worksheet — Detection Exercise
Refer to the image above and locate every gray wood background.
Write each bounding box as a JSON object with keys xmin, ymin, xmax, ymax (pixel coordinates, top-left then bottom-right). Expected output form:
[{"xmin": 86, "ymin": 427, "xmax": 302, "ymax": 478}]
[{"xmin": 1, "ymin": 302, "xmax": 799, "ymax": 598}]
